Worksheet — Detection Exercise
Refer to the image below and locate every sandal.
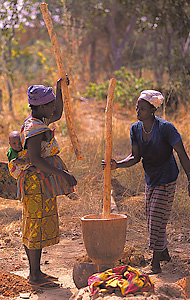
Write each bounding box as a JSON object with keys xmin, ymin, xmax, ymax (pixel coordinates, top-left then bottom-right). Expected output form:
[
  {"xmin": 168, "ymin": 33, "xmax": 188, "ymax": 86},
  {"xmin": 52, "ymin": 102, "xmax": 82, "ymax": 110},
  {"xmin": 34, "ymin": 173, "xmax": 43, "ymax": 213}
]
[
  {"xmin": 27, "ymin": 272, "xmax": 59, "ymax": 282},
  {"xmin": 29, "ymin": 280, "xmax": 61, "ymax": 289},
  {"xmin": 41, "ymin": 272, "xmax": 59, "ymax": 281}
]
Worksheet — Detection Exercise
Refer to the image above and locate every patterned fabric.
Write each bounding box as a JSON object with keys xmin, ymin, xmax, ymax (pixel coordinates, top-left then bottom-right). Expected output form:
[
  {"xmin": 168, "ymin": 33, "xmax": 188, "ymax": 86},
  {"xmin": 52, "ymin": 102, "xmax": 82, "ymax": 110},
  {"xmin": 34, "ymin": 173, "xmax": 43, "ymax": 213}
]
[
  {"xmin": 17, "ymin": 116, "xmax": 74, "ymax": 200},
  {"xmin": 20, "ymin": 116, "xmax": 59, "ymax": 153},
  {"xmin": 22, "ymin": 170, "xmax": 59, "ymax": 249},
  {"xmin": 16, "ymin": 116, "xmax": 75, "ymax": 249},
  {"xmin": 145, "ymin": 181, "xmax": 176, "ymax": 251},
  {"xmin": 88, "ymin": 265, "xmax": 154, "ymax": 296},
  {"xmin": 138, "ymin": 90, "xmax": 164, "ymax": 108},
  {"xmin": 17, "ymin": 155, "xmax": 73, "ymax": 200},
  {"xmin": 0, "ymin": 162, "xmax": 17, "ymax": 200},
  {"xmin": 7, "ymin": 116, "xmax": 56, "ymax": 180},
  {"xmin": 8, "ymin": 149, "xmax": 32, "ymax": 179}
]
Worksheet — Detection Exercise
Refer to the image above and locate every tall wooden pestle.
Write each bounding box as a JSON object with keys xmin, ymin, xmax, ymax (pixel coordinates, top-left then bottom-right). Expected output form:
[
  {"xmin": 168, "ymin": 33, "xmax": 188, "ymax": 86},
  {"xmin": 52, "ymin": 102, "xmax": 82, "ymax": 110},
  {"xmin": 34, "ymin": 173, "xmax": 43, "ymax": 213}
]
[
  {"xmin": 40, "ymin": 3, "xmax": 83, "ymax": 160},
  {"xmin": 103, "ymin": 78, "xmax": 116, "ymax": 219}
]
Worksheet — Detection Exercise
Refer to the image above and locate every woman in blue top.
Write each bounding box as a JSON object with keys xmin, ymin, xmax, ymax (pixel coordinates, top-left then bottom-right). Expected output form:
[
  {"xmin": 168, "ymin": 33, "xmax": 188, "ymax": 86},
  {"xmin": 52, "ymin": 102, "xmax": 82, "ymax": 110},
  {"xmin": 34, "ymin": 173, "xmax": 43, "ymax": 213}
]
[{"xmin": 104, "ymin": 90, "xmax": 190, "ymax": 274}]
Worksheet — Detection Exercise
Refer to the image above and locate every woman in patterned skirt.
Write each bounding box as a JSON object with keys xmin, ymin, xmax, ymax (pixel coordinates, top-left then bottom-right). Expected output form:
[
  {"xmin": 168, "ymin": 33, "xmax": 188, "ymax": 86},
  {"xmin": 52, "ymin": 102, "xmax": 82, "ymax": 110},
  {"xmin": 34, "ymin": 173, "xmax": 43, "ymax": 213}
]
[
  {"xmin": 17, "ymin": 78, "xmax": 77, "ymax": 288},
  {"xmin": 102, "ymin": 90, "xmax": 190, "ymax": 274}
]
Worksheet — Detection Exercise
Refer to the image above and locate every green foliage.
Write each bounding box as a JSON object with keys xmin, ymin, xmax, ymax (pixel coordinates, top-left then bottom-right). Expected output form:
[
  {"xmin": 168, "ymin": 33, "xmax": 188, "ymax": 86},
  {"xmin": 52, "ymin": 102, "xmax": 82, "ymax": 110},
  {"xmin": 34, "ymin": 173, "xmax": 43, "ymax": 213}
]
[
  {"xmin": 84, "ymin": 82, "xmax": 109, "ymax": 100},
  {"xmin": 83, "ymin": 67, "xmax": 154, "ymax": 106}
]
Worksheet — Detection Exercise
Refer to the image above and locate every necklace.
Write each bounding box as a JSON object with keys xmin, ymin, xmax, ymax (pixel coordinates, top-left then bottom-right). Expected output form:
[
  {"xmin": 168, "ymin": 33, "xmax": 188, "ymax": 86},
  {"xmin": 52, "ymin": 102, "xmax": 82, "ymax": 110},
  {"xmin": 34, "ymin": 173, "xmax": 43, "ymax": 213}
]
[{"xmin": 142, "ymin": 120, "xmax": 155, "ymax": 134}]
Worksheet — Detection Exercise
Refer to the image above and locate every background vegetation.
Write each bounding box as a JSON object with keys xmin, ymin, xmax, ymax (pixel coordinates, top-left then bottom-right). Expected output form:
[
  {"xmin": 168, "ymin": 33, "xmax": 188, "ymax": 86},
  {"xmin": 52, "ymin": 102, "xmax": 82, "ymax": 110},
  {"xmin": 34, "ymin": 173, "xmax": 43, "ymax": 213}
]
[{"xmin": 1, "ymin": 0, "xmax": 190, "ymax": 110}]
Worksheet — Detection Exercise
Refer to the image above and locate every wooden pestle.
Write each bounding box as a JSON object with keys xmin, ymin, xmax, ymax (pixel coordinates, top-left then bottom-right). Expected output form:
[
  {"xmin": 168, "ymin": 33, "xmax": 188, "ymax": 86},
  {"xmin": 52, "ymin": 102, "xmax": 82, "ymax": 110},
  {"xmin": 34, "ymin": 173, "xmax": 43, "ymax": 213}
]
[
  {"xmin": 102, "ymin": 78, "xmax": 116, "ymax": 219},
  {"xmin": 40, "ymin": 3, "xmax": 83, "ymax": 160}
]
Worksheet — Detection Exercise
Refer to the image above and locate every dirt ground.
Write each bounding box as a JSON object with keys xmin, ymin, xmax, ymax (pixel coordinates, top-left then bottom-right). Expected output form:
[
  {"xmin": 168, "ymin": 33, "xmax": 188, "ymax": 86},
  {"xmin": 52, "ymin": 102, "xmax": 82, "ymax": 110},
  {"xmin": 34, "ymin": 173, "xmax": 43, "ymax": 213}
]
[
  {"xmin": 0, "ymin": 195, "xmax": 190, "ymax": 299},
  {"xmin": 0, "ymin": 99, "xmax": 190, "ymax": 299}
]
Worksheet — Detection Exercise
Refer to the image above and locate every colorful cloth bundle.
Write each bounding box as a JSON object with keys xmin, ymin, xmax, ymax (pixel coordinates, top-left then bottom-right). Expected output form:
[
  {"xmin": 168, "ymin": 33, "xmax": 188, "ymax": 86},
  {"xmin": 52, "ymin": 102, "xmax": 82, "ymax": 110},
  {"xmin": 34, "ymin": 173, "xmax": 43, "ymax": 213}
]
[{"xmin": 88, "ymin": 265, "xmax": 154, "ymax": 296}]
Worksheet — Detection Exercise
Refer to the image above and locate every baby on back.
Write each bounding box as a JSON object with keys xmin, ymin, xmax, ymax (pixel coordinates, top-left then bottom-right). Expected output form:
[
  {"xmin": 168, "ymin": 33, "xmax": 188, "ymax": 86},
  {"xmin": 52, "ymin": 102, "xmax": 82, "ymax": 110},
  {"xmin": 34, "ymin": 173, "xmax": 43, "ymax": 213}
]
[
  {"xmin": 7, "ymin": 130, "xmax": 35, "ymax": 179},
  {"xmin": 7, "ymin": 131, "xmax": 23, "ymax": 163}
]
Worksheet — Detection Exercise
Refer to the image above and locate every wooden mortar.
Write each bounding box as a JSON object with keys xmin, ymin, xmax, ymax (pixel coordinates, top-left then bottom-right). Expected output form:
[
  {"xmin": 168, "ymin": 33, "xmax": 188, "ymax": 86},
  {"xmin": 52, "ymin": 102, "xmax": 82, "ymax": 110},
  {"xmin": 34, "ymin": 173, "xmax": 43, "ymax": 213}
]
[{"xmin": 81, "ymin": 78, "xmax": 127, "ymax": 266}]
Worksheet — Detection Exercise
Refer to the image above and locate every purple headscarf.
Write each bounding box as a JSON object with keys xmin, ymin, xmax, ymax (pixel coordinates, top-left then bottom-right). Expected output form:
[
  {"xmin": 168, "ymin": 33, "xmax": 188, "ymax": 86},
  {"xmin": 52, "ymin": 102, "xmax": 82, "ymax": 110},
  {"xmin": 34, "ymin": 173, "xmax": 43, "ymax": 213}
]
[{"xmin": 27, "ymin": 85, "xmax": 56, "ymax": 106}]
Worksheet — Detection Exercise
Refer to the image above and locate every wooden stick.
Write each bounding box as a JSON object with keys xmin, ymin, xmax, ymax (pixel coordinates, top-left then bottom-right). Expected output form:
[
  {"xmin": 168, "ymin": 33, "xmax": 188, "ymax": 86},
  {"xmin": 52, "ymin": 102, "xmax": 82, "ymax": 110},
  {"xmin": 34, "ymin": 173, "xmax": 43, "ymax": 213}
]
[
  {"xmin": 40, "ymin": 3, "xmax": 83, "ymax": 160},
  {"xmin": 103, "ymin": 78, "xmax": 116, "ymax": 219}
]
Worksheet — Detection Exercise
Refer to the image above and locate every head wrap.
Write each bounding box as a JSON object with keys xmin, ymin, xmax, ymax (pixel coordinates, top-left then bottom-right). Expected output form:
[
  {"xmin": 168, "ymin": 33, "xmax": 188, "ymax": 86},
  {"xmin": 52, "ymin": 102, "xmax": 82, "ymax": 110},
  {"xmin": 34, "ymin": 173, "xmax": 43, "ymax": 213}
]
[
  {"xmin": 138, "ymin": 90, "xmax": 164, "ymax": 109},
  {"xmin": 27, "ymin": 85, "xmax": 55, "ymax": 106}
]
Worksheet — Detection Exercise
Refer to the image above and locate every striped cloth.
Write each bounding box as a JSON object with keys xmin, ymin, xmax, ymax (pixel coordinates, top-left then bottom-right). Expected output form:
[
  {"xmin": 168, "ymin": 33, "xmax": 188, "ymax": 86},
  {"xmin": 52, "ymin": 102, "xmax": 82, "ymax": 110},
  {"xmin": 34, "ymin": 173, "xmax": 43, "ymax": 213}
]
[
  {"xmin": 8, "ymin": 116, "xmax": 60, "ymax": 180},
  {"xmin": 88, "ymin": 265, "xmax": 154, "ymax": 296},
  {"xmin": 20, "ymin": 116, "xmax": 60, "ymax": 155},
  {"xmin": 145, "ymin": 181, "xmax": 176, "ymax": 251},
  {"xmin": 17, "ymin": 116, "xmax": 74, "ymax": 200},
  {"xmin": 17, "ymin": 155, "xmax": 73, "ymax": 200}
]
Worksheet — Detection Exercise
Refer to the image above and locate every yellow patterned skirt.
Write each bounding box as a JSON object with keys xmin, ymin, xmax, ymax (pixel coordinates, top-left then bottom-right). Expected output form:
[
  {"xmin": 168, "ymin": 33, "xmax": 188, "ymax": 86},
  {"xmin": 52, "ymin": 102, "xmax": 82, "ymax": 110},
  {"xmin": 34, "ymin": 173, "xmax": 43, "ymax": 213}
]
[{"xmin": 22, "ymin": 171, "xmax": 59, "ymax": 249}]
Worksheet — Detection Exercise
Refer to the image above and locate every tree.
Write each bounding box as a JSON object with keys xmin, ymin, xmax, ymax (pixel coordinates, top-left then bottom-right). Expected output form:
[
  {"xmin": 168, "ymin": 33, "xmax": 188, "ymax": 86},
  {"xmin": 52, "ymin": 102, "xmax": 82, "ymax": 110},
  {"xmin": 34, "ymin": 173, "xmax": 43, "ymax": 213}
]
[
  {"xmin": 66, "ymin": 0, "xmax": 140, "ymax": 76},
  {"xmin": 1, "ymin": 0, "xmax": 190, "ymax": 105},
  {"xmin": 137, "ymin": 0, "xmax": 190, "ymax": 86},
  {"xmin": 0, "ymin": 0, "xmax": 65, "ymax": 111},
  {"xmin": 0, "ymin": 0, "xmax": 39, "ymax": 111},
  {"xmin": 104, "ymin": 0, "xmax": 138, "ymax": 71}
]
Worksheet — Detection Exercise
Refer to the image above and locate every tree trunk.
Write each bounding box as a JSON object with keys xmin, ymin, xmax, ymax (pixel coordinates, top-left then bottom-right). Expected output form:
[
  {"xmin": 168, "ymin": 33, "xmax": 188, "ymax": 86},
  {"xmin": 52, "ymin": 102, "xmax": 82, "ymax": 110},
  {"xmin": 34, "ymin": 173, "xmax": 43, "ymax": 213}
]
[
  {"xmin": 7, "ymin": 79, "xmax": 13, "ymax": 112},
  {"xmin": 0, "ymin": 90, "xmax": 2, "ymax": 113},
  {"xmin": 106, "ymin": 0, "xmax": 138, "ymax": 71},
  {"xmin": 90, "ymin": 38, "xmax": 96, "ymax": 82},
  {"xmin": 153, "ymin": 35, "xmax": 164, "ymax": 84},
  {"xmin": 165, "ymin": 24, "xmax": 173, "ymax": 80}
]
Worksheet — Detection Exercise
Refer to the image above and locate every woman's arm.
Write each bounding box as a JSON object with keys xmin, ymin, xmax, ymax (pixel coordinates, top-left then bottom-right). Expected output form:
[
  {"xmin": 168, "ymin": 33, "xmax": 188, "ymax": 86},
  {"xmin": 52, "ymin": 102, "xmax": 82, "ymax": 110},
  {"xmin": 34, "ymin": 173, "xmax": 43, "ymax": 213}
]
[
  {"xmin": 48, "ymin": 78, "xmax": 64, "ymax": 124},
  {"xmin": 27, "ymin": 133, "xmax": 76, "ymax": 186},
  {"xmin": 113, "ymin": 144, "xmax": 141, "ymax": 169},
  {"xmin": 173, "ymin": 139, "xmax": 190, "ymax": 196},
  {"xmin": 102, "ymin": 144, "xmax": 141, "ymax": 170}
]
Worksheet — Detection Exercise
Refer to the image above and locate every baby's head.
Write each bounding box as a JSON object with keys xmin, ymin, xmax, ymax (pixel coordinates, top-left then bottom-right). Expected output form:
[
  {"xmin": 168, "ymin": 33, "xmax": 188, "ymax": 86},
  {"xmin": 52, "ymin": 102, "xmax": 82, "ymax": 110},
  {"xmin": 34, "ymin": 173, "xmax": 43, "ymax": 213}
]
[{"xmin": 9, "ymin": 131, "xmax": 22, "ymax": 152}]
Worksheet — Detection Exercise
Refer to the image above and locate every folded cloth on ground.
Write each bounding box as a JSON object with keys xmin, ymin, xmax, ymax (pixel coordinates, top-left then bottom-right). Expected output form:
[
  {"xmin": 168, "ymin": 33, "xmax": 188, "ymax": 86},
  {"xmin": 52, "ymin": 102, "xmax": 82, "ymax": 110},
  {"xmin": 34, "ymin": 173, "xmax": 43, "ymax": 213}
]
[{"xmin": 88, "ymin": 265, "xmax": 154, "ymax": 296}]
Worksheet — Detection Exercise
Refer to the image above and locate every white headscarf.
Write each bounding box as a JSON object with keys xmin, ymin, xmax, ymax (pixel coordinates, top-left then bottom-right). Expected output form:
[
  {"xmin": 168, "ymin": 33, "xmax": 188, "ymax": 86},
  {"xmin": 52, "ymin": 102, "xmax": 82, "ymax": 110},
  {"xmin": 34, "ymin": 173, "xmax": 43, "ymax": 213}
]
[{"xmin": 138, "ymin": 90, "xmax": 164, "ymax": 108}]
